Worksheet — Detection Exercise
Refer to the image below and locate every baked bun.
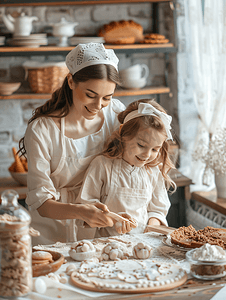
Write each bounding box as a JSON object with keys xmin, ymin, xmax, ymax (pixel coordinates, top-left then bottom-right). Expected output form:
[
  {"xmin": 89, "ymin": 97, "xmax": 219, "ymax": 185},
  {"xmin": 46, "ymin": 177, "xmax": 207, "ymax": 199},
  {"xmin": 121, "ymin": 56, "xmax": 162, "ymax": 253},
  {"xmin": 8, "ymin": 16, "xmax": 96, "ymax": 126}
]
[{"xmin": 98, "ymin": 20, "xmax": 143, "ymax": 44}]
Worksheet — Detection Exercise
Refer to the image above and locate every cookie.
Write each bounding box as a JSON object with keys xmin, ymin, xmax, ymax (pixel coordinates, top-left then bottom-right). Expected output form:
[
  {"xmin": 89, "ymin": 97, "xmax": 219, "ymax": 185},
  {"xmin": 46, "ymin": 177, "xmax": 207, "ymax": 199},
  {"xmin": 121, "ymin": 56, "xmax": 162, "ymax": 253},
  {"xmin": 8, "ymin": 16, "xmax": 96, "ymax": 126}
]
[
  {"xmin": 32, "ymin": 260, "xmax": 50, "ymax": 266},
  {"xmin": 141, "ymin": 38, "xmax": 169, "ymax": 44},
  {"xmin": 32, "ymin": 251, "xmax": 53, "ymax": 261},
  {"xmin": 144, "ymin": 33, "xmax": 166, "ymax": 39}
]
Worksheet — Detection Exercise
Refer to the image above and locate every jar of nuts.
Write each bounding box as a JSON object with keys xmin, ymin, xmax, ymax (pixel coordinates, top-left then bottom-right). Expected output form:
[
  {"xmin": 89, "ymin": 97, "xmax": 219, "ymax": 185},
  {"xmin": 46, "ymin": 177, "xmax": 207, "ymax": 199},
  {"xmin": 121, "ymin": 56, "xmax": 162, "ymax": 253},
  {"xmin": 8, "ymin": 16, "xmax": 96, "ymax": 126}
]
[{"xmin": 0, "ymin": 189, "xmax": 32, "ymax": 298}]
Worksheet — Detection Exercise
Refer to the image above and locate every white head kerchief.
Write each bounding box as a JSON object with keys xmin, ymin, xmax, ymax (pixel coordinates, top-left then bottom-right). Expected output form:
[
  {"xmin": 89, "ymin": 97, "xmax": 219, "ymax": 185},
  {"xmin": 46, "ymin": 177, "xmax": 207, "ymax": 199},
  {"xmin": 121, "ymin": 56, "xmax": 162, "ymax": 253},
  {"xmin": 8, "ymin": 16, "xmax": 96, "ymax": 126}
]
[
  {"xmin": 123, "ymin": 103, "xmax": 173, "ymax": 140},
  {"xmin": 66, "ymin": 43, "xmax": 119, "ymax": 75}
]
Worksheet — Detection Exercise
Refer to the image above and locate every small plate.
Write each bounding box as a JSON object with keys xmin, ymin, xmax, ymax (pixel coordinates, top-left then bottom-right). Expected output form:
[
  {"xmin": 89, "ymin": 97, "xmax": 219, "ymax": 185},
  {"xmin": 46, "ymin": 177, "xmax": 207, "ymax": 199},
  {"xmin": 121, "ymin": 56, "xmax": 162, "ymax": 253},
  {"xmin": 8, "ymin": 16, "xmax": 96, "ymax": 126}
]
[
  {"xmin": 162, "ymin": 234, "xmax": 190, "ymax": 252},
  {"xmin": 32, "ymin": 249, "xmax": 65, "ymax": 277},
  {"xmin": 69, "ymin": 36, "xmax": 105, "ymax": 45}
]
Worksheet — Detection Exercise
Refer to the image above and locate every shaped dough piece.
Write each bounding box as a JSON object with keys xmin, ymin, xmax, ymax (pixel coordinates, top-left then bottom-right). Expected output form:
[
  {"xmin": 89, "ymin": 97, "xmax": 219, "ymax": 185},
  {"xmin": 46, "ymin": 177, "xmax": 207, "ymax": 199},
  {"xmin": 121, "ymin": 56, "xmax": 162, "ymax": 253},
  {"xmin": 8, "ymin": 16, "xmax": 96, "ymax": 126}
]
[
  {"xmin": 100, "ymin": 242, "xmax": 130, "ymax": 261},
  {"xmin": 69, "ymin": 240, "xmax": 96, "ymax": 261},
  {"xmin": 133, "ymin": 242, "xmax": 153, "ymax": 259}
]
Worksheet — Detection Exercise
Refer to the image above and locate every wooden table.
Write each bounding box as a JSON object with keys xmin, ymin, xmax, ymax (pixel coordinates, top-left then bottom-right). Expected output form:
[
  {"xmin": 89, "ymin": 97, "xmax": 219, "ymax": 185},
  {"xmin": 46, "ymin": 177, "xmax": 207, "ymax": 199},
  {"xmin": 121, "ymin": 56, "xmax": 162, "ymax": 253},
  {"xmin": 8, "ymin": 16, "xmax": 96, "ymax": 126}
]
[
  {"xmin": 0, "ymin": 177, "xmax": 27, "ymax": 200},
  {"xmin": 30, "ymin": 234, "xmax": 226, "ymax": 300},
  {"xmin": 63, "ymin": 284, "xmax": 225, "ymax": 300},
  {"xmin": 191, "ymin": 189, "xmax": 226, "ymax": 216}
]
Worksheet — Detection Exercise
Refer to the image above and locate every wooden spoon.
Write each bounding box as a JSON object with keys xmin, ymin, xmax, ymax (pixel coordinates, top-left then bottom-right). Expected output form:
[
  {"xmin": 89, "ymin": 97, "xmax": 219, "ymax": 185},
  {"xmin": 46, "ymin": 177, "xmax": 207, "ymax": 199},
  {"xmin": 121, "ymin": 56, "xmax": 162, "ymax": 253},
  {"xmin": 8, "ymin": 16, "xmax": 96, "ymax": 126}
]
[
  {"xmin": 105, "ymin": 211, "xmax": 137, "ymax": 227},
  {"xmin": 145, "ymin": 225, "xmax": 176, "ymax": 235}
]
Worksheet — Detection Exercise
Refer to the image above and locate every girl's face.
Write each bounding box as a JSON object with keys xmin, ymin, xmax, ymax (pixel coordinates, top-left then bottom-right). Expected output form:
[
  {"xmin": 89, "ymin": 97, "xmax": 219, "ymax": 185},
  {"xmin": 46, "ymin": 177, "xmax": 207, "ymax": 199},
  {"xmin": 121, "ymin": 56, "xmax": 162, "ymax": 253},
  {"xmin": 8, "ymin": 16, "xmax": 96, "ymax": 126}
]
[
  {"xmin": 68, "ymin": 76, "xmax": 116, "ymax": 120},
  {"xmin": 122, "ymin": 127, "xmax": 166, "ymax": 167}
]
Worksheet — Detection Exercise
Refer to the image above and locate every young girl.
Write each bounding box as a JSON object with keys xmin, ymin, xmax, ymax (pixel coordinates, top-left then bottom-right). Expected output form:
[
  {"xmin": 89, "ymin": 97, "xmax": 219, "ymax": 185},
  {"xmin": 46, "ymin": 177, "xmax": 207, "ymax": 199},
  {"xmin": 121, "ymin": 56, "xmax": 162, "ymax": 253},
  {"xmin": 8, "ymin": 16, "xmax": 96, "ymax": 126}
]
[{"xmin": 76, "ymin": 99, "xmax": 176, "ymax": 237}]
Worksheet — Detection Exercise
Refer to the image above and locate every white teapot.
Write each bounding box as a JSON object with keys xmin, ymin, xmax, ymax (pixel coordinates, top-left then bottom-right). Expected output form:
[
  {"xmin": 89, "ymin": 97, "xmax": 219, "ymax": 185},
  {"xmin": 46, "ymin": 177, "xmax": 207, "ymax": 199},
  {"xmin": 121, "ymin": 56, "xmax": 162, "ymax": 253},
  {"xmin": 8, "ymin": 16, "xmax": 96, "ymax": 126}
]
[
  {"xmin": 51, "ymin": 18, "xmax": 78, "ymax": 47},
  {"xmin": 2, "ymin": 12, "xmax": 38, "ymax": 37}
]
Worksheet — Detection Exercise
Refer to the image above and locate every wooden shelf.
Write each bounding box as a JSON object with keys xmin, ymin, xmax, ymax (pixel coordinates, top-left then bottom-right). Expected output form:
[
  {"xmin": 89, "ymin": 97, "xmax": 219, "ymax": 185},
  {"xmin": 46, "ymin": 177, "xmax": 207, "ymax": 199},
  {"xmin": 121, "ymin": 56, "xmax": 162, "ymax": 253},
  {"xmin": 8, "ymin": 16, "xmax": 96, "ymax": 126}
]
[
  {"xmin": 0, "ymin": 0, "xmax": 171, "ymax": 7},
  {"xmin": 0, "ymin": 44, "xmax": 176, "ymax": 56},
  {"xmin": 0, "ymin": 86, "xmax": 170, "ymax": 100},
  {"xmin": 115, "ymin": 86, "xmax": 170, "ymax": 97}
]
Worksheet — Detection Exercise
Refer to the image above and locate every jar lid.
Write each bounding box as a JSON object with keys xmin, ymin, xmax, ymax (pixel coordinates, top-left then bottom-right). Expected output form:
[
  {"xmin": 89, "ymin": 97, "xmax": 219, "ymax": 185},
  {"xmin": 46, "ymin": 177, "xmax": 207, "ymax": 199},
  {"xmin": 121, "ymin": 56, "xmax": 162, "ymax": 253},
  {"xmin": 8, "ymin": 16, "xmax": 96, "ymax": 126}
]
[{"xmin": 0, "ymin": 189, "xmax": 31, "ymax": 229}]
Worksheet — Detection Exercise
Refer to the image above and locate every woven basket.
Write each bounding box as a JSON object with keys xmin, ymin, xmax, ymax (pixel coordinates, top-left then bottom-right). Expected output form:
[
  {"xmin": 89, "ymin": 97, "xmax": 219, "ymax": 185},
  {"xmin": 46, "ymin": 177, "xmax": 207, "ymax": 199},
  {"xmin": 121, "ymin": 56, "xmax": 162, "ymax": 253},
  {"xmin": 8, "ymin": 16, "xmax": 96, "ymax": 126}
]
[{"xmin": 27, "ymin": 65, "xmax": 69, "ymax": 94}]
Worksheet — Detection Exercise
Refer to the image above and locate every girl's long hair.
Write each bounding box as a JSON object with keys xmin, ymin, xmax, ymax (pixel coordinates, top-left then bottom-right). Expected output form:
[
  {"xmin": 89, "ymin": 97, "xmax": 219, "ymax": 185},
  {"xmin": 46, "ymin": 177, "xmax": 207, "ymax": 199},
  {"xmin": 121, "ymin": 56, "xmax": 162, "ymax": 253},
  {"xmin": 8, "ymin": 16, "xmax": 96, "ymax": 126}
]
[
  {"xmin": 102, "ymin": 98, "xmax": 176, "ymax": 191},
  {"xmin": 19, "ymin": 64, "xmax": 120, "ymax": 156}
]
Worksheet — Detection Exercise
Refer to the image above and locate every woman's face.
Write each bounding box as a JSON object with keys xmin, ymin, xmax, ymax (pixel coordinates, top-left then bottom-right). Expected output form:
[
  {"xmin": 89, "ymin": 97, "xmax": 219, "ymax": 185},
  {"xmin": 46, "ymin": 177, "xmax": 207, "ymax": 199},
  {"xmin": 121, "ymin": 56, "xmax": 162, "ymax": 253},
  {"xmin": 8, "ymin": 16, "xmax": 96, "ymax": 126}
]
[
  {"xmin": 68, "ymin": 76, "xmax": 116, "ymax": 120},
  {"xmin": 122, "ymin": 127, "xmax": 166, "ymax": 167}
]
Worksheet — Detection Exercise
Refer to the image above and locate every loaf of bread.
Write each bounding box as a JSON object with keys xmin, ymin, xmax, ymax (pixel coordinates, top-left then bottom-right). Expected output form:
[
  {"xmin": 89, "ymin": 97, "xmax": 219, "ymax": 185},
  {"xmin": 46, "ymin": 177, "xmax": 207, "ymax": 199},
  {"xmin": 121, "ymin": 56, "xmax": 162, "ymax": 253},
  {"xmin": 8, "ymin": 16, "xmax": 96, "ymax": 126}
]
[{"xmin": 98, "ymin": 20, "xmax": 143, "ymax": 44}]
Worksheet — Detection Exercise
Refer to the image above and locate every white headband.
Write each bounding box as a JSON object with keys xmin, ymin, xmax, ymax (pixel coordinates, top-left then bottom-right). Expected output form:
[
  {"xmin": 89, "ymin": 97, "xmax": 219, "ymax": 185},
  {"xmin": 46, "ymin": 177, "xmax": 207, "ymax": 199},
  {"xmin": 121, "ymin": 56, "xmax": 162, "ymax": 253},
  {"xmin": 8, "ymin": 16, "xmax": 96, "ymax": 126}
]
[
  {"xmin": 123, "ymin": 103, "xmax": 173, "ymax": 141},
  {"xmin": 66, "ymin": 42, "xmax": 119, "ymax": 75}
]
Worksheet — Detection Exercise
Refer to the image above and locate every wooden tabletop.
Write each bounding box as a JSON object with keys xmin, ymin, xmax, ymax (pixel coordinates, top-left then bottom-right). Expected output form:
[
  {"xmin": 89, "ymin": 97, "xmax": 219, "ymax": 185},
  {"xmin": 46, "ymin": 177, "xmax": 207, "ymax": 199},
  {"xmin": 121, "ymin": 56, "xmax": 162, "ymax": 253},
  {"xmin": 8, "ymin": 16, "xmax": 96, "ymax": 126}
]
[
  {"xmin": 191, "ymin": 189, "xmax": 226, "ymax": 215},
  {"xmin": 0, "ymin": 169, "xmax": 192, "ymax": 200},
  {"xmin": 60, "ymin": 283, "xmax": 225, "ymax": 300},
  {"xmin": 0, "ymin": 177, "xmax": 27, "ymax": 200}
]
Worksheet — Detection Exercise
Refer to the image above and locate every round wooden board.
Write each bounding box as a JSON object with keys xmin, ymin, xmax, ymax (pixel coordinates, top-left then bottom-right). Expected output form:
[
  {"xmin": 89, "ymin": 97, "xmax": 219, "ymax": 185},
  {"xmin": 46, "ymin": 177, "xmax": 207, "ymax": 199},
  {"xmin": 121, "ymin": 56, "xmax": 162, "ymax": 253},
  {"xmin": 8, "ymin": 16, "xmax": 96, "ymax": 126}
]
[
  {"xmin": 32, "ymin": 249, "xmax": 65, "ymax": 277},
  {"xmin": 71, "ymin": 266, "xmax": 188, "ymax": 294}
]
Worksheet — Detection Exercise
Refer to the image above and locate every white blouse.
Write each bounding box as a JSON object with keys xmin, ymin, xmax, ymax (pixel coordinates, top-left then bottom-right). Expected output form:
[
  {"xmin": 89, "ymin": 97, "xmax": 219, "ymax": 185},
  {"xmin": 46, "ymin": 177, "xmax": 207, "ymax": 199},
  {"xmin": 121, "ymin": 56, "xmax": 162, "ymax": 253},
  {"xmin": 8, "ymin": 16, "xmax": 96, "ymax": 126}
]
[{"xmin": 24, "ymin": 98, "xmax": 125, "ymax": 211}]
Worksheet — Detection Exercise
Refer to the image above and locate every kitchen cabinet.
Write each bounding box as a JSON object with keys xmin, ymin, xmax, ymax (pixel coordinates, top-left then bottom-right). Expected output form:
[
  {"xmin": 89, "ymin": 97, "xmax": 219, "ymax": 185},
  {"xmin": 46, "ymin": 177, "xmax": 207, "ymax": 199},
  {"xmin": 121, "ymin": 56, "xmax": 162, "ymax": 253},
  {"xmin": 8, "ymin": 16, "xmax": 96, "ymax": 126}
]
[{"xmin": 0, "ymin": 0, "xmax": 176, "ymax": 101}]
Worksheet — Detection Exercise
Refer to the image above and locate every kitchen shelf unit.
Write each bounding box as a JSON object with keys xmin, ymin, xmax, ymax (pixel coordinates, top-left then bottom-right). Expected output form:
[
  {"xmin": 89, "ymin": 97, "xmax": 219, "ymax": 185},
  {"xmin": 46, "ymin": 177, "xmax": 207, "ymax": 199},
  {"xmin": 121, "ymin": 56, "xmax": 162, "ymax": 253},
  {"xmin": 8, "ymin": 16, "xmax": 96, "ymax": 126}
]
[
  {"xmin": 0, "ymin": 0, "xmax": 176, "ymax": 101},
  {"xmin": 0, "ymin": 86, "xmax": 170, "ymax": 101},
  {"xmin": 0, "ymin": 0, "xmax": 172, "ymax": 7},
  {"xmin": 0, "ymin": 43, "xmax": 176, "ymax": 56}
]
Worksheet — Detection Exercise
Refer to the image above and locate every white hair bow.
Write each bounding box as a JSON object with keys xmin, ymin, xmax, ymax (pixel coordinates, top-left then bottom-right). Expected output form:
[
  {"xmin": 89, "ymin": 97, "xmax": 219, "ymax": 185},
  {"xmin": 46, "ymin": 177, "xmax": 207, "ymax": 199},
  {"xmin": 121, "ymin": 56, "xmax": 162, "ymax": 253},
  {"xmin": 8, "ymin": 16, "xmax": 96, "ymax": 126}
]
[{"xmin": 123, "ymin": 103, "xmax": 173, "ymax": 140}]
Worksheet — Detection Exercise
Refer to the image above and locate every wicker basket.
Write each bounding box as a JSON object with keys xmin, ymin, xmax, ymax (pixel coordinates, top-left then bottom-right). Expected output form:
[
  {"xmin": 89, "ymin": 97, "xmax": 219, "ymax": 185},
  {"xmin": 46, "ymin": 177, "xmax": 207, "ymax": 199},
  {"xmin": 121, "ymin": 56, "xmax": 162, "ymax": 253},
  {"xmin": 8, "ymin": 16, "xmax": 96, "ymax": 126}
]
[{"xmin": 27, "ymin": 65, "xmax": 69, "ymax": 94}]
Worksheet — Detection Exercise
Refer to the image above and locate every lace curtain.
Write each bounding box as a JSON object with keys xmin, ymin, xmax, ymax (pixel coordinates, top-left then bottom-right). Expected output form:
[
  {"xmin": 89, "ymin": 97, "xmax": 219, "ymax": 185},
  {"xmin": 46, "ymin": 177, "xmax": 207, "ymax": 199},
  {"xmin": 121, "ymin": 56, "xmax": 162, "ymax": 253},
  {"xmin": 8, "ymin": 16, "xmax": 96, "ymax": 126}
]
[{"xmin": 183, "ymin": 0, "xmax": 226, "ymax": 191}]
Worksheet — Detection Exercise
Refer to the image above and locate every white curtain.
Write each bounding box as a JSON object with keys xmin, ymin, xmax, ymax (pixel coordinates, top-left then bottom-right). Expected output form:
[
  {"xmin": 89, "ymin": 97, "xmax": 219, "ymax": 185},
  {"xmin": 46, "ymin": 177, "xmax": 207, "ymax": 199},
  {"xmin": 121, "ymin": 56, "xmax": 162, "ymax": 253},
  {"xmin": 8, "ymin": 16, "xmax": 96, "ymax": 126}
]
[{"xmin": 184, "ymin": 0, "xmax": 226, "ymax": 191}]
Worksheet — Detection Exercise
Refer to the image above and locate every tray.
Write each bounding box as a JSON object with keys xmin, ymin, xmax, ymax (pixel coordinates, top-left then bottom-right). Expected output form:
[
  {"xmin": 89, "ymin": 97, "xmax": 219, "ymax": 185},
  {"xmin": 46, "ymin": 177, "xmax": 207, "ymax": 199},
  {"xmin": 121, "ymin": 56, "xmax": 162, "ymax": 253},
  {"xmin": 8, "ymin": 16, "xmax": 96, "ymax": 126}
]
[{"xmin": 162, "ymin": 234, "xmax": 190, "ymax": 252}]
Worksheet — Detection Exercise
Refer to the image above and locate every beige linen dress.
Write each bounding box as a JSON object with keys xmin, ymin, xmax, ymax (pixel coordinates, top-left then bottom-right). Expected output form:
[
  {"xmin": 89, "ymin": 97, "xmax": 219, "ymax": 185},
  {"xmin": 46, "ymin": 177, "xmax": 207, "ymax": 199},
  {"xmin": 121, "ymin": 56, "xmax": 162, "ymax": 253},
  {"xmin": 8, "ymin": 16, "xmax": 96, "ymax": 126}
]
[{"xmin": 24, "ymin": 98, "xmax": 125, "ymax": 245}]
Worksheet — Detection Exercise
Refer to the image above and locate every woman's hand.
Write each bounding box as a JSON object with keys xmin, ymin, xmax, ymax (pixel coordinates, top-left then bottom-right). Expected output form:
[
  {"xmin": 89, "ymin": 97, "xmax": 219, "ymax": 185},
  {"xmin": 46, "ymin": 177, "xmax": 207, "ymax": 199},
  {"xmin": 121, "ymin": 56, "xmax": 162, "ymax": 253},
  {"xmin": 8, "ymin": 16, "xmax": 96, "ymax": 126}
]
[
  {"xmin": 78, "ymin": 202, "xmax": 114, "ymax": 228},
  {"xmin": 114, "ymin": 212, "xmax": 137, "ymax": 234},
  {"xmin": 144, "ymin": 217, "xmax": 161, "ymax": 233},
  {"xmin": 37, "ymin": 200, "xmax": 114, "ymax": 228}
]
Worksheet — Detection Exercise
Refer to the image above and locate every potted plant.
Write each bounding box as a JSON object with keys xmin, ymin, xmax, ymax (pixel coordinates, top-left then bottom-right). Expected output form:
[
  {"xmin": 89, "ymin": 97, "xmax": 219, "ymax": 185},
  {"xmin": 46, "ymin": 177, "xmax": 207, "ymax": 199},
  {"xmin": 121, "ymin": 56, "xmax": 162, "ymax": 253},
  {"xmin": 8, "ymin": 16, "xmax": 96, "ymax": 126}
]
[{"xmin": 193, "ymin": 128, "xmax": 226, "ymax": 198}]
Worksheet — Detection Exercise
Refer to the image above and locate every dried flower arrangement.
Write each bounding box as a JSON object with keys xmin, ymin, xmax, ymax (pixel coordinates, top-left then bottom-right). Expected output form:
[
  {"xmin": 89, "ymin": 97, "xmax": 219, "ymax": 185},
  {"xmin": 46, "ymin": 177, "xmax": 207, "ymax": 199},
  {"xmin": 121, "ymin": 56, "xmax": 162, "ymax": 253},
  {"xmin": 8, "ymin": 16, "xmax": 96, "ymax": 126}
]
[{"xmin": 193, "ymin": 128, "xmax": 226, "ymax": 183}]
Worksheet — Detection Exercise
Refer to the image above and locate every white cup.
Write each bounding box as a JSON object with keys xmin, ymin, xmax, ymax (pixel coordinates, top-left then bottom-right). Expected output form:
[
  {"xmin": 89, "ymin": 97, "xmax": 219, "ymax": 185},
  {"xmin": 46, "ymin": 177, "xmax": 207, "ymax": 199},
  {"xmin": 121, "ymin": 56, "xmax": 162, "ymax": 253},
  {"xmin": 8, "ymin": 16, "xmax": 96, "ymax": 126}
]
[
  {"xmin": 121, "ymin": 77, "xmax": 147, "ymax": 89},
  {"xmin": 119, "ymin": 64, "xmax": 149, "ymax": 81}
]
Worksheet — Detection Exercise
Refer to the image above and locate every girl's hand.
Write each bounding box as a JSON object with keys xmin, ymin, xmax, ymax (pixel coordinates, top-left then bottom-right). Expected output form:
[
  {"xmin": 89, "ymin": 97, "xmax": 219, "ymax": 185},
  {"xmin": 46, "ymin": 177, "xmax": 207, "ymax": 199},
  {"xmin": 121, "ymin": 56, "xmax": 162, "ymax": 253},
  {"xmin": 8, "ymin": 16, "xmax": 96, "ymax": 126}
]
[
  {"xmin": 144, "ymin": 217, "xmax": 161, "ymax": 233},
  {"xmin": 79, "ymin": 202, "xmax": 114, "ymax": 228},
  {"xmin": 114, "ymin": 212, "xmax": 137, "ymax": 234}
]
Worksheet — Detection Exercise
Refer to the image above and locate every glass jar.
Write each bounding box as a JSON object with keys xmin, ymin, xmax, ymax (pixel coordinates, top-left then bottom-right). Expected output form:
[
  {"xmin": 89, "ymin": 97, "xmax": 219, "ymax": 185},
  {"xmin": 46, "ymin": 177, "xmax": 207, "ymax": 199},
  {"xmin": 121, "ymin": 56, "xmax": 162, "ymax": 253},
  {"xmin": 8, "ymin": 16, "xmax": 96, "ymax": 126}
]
[
  {"xmin": 186, "ymin": 249, "xmax": 226, "ymax": 280},
  {"xmin": 0, "ymin": 189, "xmax": 32, "ymax": 298}
]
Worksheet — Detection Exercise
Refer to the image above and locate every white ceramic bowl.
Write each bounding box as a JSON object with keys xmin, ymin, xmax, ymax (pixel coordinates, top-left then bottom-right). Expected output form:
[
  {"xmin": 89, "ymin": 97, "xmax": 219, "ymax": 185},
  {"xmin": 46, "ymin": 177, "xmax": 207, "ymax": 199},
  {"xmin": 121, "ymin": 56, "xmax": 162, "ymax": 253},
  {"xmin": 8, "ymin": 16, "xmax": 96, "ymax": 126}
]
[
  {"xmin": 69, "ymin": 249, "xmax": 96, "ymax": 261},
  {"xmin": 121, "ymin": 77, "xmax": 147, "ymax": 89},
  {"xmin": 0, "ymin": 82, "xmax": 21, "ymax": 96},
  {"xmin": 9, "ymin": 171, "xmax": 27, "ymax": 186}
]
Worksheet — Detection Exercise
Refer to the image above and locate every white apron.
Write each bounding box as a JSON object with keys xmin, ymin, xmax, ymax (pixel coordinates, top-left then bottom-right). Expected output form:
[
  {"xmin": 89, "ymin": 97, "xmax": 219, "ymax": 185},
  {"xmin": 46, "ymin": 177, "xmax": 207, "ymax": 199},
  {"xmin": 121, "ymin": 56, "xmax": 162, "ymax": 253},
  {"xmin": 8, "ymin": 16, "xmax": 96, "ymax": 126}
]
[
  {"xmin": 96, "ymin": 159, "xmax": 150, "ymax": 238},
  {"xmin": 30, "ymin": 117, "xmax": 103, "ymax": 245}
]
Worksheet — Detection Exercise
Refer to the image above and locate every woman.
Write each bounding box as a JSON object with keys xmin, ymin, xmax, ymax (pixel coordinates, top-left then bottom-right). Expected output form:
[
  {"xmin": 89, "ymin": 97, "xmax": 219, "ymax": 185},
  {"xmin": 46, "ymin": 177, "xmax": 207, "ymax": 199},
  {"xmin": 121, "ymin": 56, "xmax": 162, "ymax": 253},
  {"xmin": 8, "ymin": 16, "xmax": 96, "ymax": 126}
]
[{"xmin": 19, "ymin": 43, "xmax": 126, "ymax": 245}]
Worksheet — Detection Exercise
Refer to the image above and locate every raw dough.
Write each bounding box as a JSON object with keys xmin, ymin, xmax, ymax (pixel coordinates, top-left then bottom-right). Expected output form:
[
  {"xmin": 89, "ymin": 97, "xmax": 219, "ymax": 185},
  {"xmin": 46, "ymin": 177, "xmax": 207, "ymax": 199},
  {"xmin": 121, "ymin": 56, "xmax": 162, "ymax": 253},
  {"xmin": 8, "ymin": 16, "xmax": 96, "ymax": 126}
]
[
  {"xmin": 69, "ymin": 240, "xmax": 96, "ymax": 261},
  {"xmin": 133, "ymin": 242, "xmax": 153, "ymax": 259},
  {"xmin": 100, "ymin": 242, "xmax": 130, "ymax": 261}
]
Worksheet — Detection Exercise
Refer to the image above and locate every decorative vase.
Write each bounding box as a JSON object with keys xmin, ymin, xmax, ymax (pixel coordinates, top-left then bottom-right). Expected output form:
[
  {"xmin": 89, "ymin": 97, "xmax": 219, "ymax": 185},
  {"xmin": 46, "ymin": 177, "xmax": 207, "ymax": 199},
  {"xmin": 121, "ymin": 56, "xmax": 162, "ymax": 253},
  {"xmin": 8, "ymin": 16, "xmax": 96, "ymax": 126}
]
[{"xmin": 214, "ymin": 173, "xmax": 226, "ymax": 198}]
